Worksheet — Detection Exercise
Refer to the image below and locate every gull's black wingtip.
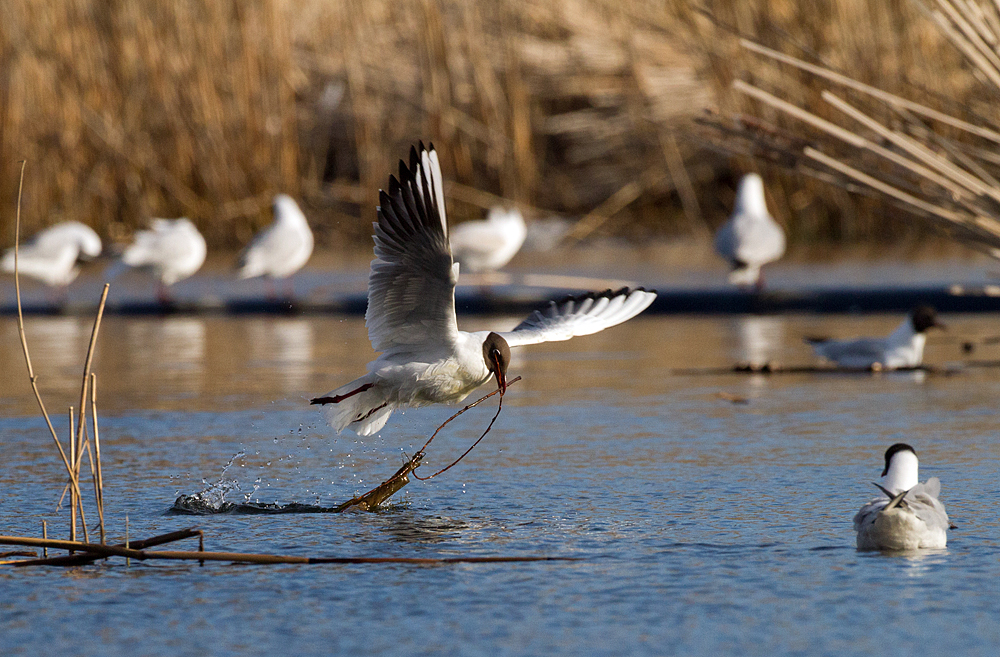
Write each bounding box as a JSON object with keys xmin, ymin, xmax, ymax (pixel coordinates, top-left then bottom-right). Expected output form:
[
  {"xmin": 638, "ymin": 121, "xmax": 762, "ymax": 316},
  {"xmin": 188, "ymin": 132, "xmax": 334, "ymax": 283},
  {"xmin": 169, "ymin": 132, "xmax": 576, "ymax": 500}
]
[{"xmin": 387, "ymin": 174, "xmax": 402, "ymax": 196}]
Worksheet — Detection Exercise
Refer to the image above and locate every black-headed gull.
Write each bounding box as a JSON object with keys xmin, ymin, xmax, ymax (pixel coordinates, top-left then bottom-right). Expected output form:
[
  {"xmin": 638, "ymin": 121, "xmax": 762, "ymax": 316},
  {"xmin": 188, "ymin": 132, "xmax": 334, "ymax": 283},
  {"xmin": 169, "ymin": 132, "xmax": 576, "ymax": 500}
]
[
  {"xmin": 236, "ymin": 194, "xmax": 314, "ymax": 293},
  {"xmin": 311, "ymin": 143, "xmax": 656, "ymax": 436},
  {"xmin": 713, "ymin": 173, "xmax": 786, "ymax": 288},
  {"xmin": 2, "ymin": 221, "xmax": 102, "ymax": 287},
  {"xmin": 854, "ymin": 443, "xmax": 949, "ymax": 550},
  {"xmin": 119, "ymin": 218, "xmax": 207, "ymax": 302},
  {"xmin": 806, "ymin": 306, "xmax": 944, "ymax": 370},
  {"xmin": 450, "ymin": 206, "xmax": 527, "ymax": 273}
]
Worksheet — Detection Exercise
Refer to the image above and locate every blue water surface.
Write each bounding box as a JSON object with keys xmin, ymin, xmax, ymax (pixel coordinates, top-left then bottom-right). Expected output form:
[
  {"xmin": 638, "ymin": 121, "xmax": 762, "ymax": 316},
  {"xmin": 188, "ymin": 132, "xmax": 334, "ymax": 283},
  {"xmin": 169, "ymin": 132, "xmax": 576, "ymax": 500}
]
[{"xmin": 1, "ymin": 314, "xmax": 999, "ymax": 656}]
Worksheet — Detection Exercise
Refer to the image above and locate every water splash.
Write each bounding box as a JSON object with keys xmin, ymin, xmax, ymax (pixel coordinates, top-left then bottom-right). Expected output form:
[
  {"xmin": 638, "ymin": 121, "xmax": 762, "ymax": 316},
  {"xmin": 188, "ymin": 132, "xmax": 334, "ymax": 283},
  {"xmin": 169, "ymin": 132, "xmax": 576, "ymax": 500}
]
[{"xmin": 170, "ymin": 451, "xmax": 246, "ymax": 514}]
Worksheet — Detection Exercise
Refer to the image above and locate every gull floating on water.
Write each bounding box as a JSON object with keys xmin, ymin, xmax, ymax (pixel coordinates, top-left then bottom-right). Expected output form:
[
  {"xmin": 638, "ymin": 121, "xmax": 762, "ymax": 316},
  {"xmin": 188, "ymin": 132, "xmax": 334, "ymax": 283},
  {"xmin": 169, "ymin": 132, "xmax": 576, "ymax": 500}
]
[
  {"xmin": 311, "ymin": 143, "xmax": 656, "ymax": 436},
  {"xmin": 1, "ymin": 221, "xmax": 102, "ymax": 287},
  {"xmin": 806, "ymin": 306, "xmax": 944, "ymax": 370},
  {"xmin": 713, "ymin": 173, "xmax": 786, "ymax": 288},
  {"xmin": 854, "ymin": 443, "xmax": 949, "ymax": 550},
  {"xmin": 118, "ymin": 218, "xmax": 207, "ymax": 303},
  {"xmin": 450, "ymin": 206, "xmax": 527, "ymax": 273},
  {"xmin": 236, "ymin": 194, "xmax": 314, "ymax": 297}
]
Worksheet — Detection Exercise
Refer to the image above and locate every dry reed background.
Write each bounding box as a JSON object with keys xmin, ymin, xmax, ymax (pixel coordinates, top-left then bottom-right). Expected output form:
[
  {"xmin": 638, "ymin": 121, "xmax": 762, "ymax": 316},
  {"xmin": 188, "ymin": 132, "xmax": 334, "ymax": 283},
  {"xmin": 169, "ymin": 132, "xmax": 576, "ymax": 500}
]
[{"xmin": 0, "ymin": 0, "xmax": 989, "ymax": 249}]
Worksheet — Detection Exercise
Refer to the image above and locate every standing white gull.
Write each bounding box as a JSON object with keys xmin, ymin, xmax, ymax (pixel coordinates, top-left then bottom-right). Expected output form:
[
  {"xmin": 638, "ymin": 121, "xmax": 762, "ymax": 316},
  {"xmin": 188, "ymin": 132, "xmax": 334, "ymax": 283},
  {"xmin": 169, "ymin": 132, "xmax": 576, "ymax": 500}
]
[
  {"xmin": 854, "ymin": 443, "xmax": 949, "ymax": 550},
  {"xmin": 450, "ymin": 206, "xmax": 527, "ymax": 273},
  {"xmin": 236, "ymin": 194, "xmax": 314, "ymax": 297},
  {"xmin": 119, "ymin": 218, "xmax": 207, "ymax": 303},
  {"xmin": 2, "ymin": 221, "xmax": 102, "ymax": 287},
  {"xmin": 311, "ymin": 143, "xmax": 656, "ymax": 436},
  {"xmin": 806, "ymin": 306, "xmax": 944, "ymax": 370},
  {"xmin": 713, "ymin": 173, "xmax": 786, "ymax": 288}
]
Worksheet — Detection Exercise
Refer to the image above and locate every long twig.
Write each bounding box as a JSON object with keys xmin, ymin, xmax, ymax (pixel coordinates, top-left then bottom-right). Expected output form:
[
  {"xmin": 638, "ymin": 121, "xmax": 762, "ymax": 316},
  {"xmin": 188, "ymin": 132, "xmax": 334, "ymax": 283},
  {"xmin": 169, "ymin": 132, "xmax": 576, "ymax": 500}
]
[{"xmin": 412, "ymin": 376, "xmax": 521, "ymax": 480}]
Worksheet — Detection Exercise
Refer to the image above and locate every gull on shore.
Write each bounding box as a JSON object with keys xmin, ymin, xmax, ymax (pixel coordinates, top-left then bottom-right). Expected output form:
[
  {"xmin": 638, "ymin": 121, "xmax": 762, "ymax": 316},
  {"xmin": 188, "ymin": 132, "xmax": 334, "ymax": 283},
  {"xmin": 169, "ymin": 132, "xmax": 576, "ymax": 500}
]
[{"xmin": 714, "ymin": 173, "xmax": 786, "ymax": 289}]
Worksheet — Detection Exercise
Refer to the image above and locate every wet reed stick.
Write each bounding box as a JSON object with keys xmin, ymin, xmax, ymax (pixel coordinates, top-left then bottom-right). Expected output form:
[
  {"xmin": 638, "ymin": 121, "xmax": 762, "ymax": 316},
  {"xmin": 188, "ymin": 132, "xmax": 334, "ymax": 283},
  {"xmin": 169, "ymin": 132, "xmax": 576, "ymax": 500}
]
[{"xmin": 42, "ymin": 520, "xmax": 47, "ymax": 558}]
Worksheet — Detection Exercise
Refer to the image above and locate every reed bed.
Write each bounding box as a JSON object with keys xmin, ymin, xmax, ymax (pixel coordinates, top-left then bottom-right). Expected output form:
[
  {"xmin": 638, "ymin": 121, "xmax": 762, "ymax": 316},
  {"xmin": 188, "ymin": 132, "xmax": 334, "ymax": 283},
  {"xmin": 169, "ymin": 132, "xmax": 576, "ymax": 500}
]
[
  {"xmin": 7, "ymin": 0, "xmax": 989, "ymax": 248},
  {"xmin": 699, "ymin": 0, "xmax": 1000, "ymax": 252},
  {"xmin": 0, "ymin": 0, "xmax": 834, "ymax": 248}
]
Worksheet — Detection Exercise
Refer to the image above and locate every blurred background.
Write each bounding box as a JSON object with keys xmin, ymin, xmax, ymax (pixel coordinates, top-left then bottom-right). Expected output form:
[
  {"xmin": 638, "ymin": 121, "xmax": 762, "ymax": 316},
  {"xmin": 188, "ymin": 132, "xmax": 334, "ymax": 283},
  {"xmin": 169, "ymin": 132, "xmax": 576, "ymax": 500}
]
[{"xmin": 1, "ymin": 0, "xmax": 989, "ymax": 255}]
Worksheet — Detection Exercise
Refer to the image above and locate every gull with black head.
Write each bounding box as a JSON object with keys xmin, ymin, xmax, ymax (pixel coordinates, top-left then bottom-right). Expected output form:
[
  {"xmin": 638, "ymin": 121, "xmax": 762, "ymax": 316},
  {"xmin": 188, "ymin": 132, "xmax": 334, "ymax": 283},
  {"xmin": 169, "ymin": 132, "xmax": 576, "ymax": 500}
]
[
  {"xmin": 854, "ymin": 443, "xmax": 949, "ymax": 550},
  {"xmin": 311, "ymin": 143, "xmax": 656, "ymax": 436},
  {"xmin": 806, "ymin": 306, "xmax": 945, "ymax": 370}
]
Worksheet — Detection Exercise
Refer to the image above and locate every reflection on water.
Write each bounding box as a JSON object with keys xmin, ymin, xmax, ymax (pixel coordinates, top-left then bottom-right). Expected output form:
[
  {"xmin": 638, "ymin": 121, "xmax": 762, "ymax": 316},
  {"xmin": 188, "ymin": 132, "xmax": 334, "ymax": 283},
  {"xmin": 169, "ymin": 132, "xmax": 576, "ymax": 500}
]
[
  {"xmin": 246, "ymin": 318, "xmax": 314, "ymax": 389},
  {"xmin": 127, "ymin": 317, "xmax": 206, "ymax": 372},
  {"xmin": 731, "ymin": 315, "xmax": 786, "ymax": 368}
]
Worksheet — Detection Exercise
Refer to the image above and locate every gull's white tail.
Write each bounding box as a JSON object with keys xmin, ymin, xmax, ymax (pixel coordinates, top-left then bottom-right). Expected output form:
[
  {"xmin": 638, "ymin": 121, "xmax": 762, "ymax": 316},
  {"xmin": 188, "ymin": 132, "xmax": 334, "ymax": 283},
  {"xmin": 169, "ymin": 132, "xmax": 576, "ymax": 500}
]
[{"xmin": 311, "ymin": 374, "xmax": 395, "ymax": 436}]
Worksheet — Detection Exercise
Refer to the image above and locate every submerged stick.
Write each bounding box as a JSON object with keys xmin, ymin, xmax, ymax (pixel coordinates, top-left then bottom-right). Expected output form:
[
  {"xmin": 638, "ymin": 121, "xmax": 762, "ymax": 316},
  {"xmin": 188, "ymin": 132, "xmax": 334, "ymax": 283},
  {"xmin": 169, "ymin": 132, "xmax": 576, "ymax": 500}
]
[{"xmin": 333, "ymin": 455, "xmax": 424, "ymax": 512}]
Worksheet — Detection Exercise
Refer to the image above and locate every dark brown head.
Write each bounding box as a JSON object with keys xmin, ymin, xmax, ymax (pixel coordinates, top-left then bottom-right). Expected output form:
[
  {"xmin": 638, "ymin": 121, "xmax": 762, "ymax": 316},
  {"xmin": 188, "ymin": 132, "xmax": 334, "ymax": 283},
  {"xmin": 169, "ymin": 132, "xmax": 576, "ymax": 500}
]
[
  {"xmin": 482, "ymin": 332, "xmax": 511, "ymax": 394},
  {"xmin": 882, "ymin": 443, "xmax": 916, "ymax": 477},
  {"xmin": 910, "ymin": 306, "xmax": 945, "ymax": 333}
]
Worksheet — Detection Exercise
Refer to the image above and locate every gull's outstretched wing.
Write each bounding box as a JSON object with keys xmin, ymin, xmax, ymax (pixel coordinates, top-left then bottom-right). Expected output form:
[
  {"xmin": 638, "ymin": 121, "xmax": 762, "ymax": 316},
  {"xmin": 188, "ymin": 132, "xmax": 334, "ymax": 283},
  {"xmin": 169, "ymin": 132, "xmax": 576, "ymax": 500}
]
[
  {"xmin": 367, "ymin": 143, "xmax": 459, "ymax": 352},
  {"xmin": 498, "ymin": 287, "xmax": 656, "ymax": 348}
]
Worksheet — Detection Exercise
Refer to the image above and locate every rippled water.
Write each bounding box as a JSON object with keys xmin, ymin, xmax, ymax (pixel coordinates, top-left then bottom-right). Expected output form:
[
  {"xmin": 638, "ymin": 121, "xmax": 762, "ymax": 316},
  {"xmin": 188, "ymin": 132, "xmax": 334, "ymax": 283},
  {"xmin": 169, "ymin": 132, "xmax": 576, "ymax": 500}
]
[{"xmin": 2, "ymin": 313, "xmax": 1000, "ymax": 656}]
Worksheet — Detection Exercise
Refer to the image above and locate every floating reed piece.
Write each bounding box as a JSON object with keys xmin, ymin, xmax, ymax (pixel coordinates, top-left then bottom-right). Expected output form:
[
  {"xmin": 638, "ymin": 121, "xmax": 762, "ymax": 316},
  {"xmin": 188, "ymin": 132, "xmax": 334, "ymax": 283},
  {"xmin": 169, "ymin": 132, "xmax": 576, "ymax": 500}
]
[
  {"xmin": 700, "ymin": 0, "xmax": 1000, "ymax": 253},
  {"xmin": 0, "ymin": 533, "xmax": 577, "ymax": 566}
]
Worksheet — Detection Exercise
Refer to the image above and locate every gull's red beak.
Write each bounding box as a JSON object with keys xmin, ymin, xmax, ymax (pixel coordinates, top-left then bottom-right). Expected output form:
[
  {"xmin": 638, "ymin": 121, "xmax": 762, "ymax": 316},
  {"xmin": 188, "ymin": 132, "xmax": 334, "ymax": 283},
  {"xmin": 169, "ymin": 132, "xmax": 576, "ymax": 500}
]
[{"xmin": 492, "ymin": 351, "xmax": 507, "ymax": 394}]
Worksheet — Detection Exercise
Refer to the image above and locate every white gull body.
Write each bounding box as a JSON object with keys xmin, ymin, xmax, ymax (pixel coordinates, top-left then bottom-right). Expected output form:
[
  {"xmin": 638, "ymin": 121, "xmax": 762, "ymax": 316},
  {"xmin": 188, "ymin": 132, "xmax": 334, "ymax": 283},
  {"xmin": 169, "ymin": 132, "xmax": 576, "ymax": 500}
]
[
  {"xmin": 311, "ymin": 144, "xmax": 657, "ymax": 436},
  {"xmin": 2, "ymin": 221, "xmax": 102, "ymax": 287},
  {"xmin": 713, "ymin": 173, "xmax": 786, "ymax": 287},
  {"xmin": 237, "ymin": 194, "xmax": 314, "ymax": 280},
  {"xmin": 121, "ymin": 218, "xmax": 207, "ymax": 286},
  {"xmin": 854, "ymin": 443, "xmax": 948, "ymax": 550},
  {"xmin": 450, "ymin": 206, "xmax": 527, "ymax": 273},
  {"xmin": 807, "ymin": 307, "xmax": 943, "ymax": 370}
]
